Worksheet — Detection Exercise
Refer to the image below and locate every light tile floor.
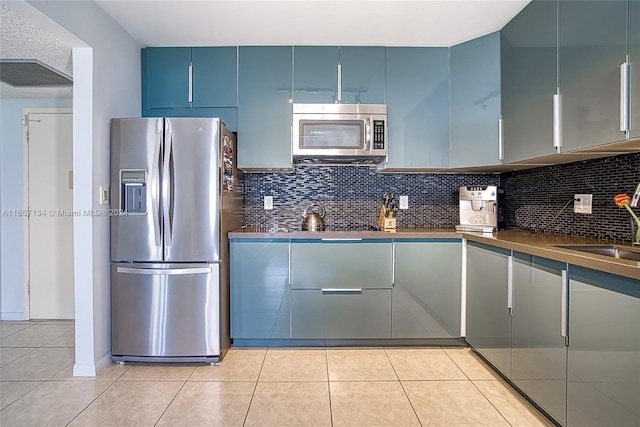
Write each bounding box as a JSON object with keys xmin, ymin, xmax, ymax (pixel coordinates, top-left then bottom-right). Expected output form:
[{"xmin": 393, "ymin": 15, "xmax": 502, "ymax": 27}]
[{"xmin": 0, "ymin": 321, "xmax": 554, "ymax": 426}]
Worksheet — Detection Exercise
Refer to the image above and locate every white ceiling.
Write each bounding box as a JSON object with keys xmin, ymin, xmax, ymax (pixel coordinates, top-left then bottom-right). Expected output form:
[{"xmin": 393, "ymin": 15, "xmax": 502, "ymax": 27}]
[{"xmin": 96, "ymin": 0, "xmax": 530, "ymax": 47}]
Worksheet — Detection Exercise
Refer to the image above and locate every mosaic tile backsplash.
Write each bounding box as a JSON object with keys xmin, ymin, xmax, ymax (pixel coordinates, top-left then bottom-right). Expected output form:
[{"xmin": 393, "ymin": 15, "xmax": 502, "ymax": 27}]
[
  {"xmin": 502, "ymin": 152, "xmax": 640, "ymax": 242},
  {"xmin": 243, "ymin": 152, "xmax": 640, "ymax": 243},
  {"xmin": 243, "ymin": 166, "xmax": 500, "ymax": 231}
]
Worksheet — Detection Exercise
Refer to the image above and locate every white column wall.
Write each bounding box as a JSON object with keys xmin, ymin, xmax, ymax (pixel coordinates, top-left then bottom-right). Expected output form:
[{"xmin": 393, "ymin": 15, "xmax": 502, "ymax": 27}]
[{"xmin": 5, "ymin": 0, "xmax": 141, "ymax": 375}]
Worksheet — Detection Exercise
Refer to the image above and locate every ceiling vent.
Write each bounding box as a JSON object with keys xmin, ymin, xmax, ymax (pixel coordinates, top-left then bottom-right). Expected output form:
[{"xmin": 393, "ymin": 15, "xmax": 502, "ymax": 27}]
[{"xmin": 0, "ymin": 59, "xmax": 72, "ymax": 87}]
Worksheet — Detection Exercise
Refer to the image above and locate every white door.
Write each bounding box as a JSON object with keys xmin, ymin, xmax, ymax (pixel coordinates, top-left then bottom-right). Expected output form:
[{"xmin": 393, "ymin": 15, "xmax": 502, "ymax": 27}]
[{"xmin": 27, "ymin": 111, "xmax": 74, "ymax": 319}]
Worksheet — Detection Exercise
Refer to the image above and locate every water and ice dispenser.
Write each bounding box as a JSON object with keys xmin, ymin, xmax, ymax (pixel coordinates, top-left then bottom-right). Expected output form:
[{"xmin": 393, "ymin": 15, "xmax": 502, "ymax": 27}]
[{"xmin": 120, "ymin": 170, "xmax": 147, "ymax": 214}]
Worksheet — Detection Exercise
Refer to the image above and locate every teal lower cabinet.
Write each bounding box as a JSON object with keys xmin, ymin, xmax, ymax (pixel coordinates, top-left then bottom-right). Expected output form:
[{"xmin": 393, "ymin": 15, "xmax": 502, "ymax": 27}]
[
  {"xmin": 289, "ymin": 239, "xmax": 393, "ymax": 339},
  {"xmin": 392, "ymin": 240, "xmax": 462, "ymax": 338},
  {"xmin": 511, "ymin": 253, "xmax": 567, "ymax": 426},
  {"xmin": 290, "ymin": 289, "xmax": 392, "ymax": 339},
  {"xmin": 567, "ymin": 267, "xmax": 640, "ymax": 427},
  {"xmin": 230, "ymin": 240, "xmax": 290, "ymax": 342},
  {"xmin": 466, "ymin": 240, "xmax": 640, "ymax": 427},
  {"xmin": 466, "ymin": 241, "xmax": 512, "ymax": 378}
]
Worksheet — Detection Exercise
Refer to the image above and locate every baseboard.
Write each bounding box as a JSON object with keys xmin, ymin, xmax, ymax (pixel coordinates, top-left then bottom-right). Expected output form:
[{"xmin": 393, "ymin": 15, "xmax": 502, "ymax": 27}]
[
  {"xmin": 1, "ymin": 312, "xmax": 26, "ymax": 321},
  {"xmin": 72, "ymin": 362, "xmax": 96, "ymax": 377}
]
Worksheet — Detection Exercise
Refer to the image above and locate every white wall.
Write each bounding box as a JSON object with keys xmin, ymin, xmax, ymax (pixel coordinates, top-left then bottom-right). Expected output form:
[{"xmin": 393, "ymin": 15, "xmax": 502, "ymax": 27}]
[
  {"xmin": 6, "ymin": 0, "xmax": 141, "ymax": 375},
  {"xmin": 0, "ymin": 98, "xmax": 73, "ymax": 320}
]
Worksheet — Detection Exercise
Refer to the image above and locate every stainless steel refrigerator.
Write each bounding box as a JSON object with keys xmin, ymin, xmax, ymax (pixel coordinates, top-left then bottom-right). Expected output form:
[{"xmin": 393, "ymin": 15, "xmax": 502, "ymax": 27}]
[{"xmin": 110, "ymin": 117, "xmax": 242, "ymax": 363}]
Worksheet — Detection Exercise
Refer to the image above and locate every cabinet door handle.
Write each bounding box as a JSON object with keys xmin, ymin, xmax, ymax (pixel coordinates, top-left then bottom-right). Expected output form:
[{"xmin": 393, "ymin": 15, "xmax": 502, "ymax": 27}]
[
  {"xmin": 498, "ymin": 117, "xmax": 504, "ymax": 161},
  {"xmin": 507, "ymin": 255, "xmax": 513, "ymax": 311},
  {"xmin": 188, "ymin": 63, "xmax": 193, "ymax": 104},
  {"xmin": 561, "ymin": 269, "xmax": 568, "ymax": 338},
  {"xmin": 321, "ymin": 288, "xmax": 362, "ymax": 294},
  {"xmin": 553, "ymin": 94, "xmax": 562, "ymax": 149},
  {"xmin": 620, "ymin": 61, "xmax": 630, "ymax": 133},
  {"xmin": 337, "ymin": 61, "xmax": 342, "ymax": 103},
  {"xmin": 321, "ymin": 238, "xmax": 363, "ymax": 241}
]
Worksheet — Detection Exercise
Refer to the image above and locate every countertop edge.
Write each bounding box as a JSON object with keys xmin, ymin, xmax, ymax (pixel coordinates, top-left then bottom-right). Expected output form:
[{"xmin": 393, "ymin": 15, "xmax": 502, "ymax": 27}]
[
  {"xmin": 228, "ymin": 229, "xmax": 461, "ymax": 239},
  {"xmin": 462, "ymin": 231, "xmax": 640, "ymax": 281}
]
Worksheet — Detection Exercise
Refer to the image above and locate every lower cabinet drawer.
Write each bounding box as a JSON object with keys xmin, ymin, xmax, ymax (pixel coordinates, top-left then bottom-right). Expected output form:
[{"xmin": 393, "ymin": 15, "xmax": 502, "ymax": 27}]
[{"xmin": 291, "ymin": 289, "xmax": 392, "ymax": 339}]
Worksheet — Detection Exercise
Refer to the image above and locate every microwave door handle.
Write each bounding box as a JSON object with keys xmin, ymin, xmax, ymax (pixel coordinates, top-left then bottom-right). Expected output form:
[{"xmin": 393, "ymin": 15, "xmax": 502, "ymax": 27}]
[{"xmin": 364, "ymin": 117, "xmax": 371, "ymax": 151}]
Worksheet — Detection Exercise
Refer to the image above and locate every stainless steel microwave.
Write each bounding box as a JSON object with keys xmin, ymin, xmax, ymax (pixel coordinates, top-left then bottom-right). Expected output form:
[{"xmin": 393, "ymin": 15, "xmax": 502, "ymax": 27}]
[{"xmin": 292, "ymin": 103, "xmax": 387, "ymax": 162}]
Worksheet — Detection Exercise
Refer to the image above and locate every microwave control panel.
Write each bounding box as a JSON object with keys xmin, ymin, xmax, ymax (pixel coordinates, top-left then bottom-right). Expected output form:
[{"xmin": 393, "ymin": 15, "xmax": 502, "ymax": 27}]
[{"xmin": 373, "ymin": 120, "xmax": 385, "ymax": 149}]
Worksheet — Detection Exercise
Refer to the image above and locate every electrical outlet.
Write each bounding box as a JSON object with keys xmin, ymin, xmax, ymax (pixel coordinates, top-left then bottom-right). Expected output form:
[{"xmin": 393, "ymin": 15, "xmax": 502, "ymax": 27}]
[
  {"xmin": 264, "ymin": 196, "xmax": 273, "ymax": 210},
  {"xmin": 399, "ymin": 195, "xmax": 409, "ymax": 209},
  {"xmin": 574, "ymin": 194, "xmax": 592, "ymax": 214}
]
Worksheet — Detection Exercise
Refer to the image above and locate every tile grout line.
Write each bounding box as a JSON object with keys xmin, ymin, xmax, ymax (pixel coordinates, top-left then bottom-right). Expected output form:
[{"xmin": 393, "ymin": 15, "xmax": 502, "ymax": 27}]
[
  {"xmin": 325, "ymin": 347, "xmax": 334, "ymax": 427},
  {"xmin": 63, "ymin": 378, "xmax": 120, "ymax": 427},
  {"xmin": 151, "ymin": 366, "xmax": 197, "ymax": 427},
  {"xmin": 383, "ymin": 346, "xmax": 424, "ymax": 427},
  {"xmin": 444, "ymin": 349, "xmax": 516, "ymax": 427},
  {"xmin": 241, "ymin": 348, "xmax": 268, "ymax": 427}
]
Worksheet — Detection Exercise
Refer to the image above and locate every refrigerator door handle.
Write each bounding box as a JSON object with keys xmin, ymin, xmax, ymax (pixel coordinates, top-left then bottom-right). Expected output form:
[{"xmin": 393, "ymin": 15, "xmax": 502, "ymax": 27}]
[
  {"xmin": 163, "ymin": 125, "xmax": 173, "ymax": 247},
  {"xmin": 116, "ymin": 266, "xmax": 213, "ymax": 275},
  {"xmin": 150, "ymin": 119, "xmax": 162, "ymax": 247}
]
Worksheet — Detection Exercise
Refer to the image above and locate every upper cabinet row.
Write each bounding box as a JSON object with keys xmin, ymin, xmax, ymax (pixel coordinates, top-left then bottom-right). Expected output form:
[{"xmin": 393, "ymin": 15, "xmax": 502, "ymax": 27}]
[
  {"xmin": 142, "ymin": 0, "xmax": 640, "ymax": 171},
  {"xmin": 501, "ymin": 0, "xmax": 640, "ymax": 164}
]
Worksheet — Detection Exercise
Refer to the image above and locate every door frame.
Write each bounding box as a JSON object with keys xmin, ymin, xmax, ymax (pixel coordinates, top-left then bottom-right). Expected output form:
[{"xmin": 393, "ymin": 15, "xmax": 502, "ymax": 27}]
[{"xmin": 22, "ymin": 107, "xmax": 73, "ymax": 319}]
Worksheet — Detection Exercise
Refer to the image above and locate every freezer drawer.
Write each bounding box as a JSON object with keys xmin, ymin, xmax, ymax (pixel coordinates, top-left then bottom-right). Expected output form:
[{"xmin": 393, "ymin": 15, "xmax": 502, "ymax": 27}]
[{"xmin": 111, "ymin": 263, "xmax": 221, "ymax": 362}]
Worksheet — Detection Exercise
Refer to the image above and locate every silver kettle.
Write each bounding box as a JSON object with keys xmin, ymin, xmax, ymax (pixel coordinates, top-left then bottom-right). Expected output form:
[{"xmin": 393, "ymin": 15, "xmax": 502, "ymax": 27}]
[{"xmin": 301, "ymin": 203, "xmax": 326, "ymax": 231}]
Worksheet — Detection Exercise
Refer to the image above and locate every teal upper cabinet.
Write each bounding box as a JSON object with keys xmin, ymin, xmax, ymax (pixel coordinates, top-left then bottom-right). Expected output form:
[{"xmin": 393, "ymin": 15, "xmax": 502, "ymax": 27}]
[
  {"xmin": 143, "ymin": 48, "xmax": 191, "ymax": 109},
  {"xmin": 293, "ymin": 46, "xmax": 385, "ymax": 104},
  {"xmin": 340, "ymin": 47, "xmax": 386, "ymax": 104},
  {"xmin": 450, "ymin": 32, "xmax": 502, "ymax": 168},
  {"xmin": 190, "ymin": 47, "xmax": 237, "ymax": 108},
  {"xmin": 630, "ymin": 0, "xmax": 640, "ymax": 139},
  {"xmin": 142, "ymin": 47, "xmax": 238, "ymax": 130},
  {"xmin": 501, "ymin": 0, "xmax": 558, "ymax": 163},
  {"xmin": 559, "ymin": 0, "xmax": 629, "ymax": 150},
  {"xmin": 143, "ymin": 47, "xmax": 237, "ymax": 109},
  {"xmin": 384, "ymin": 47, "xmax": 450, "ymax": 169},
  {"xmin": 293, "ymin": 46, "xmax": 339, "ymax": 103},
  {"xmin": 237, "ymin": 46, "xmax": 293, "ymax": 170}
]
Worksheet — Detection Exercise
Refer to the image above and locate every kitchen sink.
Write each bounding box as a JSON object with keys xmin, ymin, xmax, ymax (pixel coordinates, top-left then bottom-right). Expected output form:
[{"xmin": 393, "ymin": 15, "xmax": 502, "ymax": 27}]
[{"xmin": 552, "ymin": 244, "xmax": 640, "ymax": 262}]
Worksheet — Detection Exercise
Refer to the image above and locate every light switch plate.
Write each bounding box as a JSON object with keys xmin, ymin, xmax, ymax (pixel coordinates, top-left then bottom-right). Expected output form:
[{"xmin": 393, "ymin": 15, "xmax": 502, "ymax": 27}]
[
  {"xmin": 399, "ymin": 195, "xmax": 409, "ymax": 209},
  {"xmin": 574, "ymin": 194, "xmax": 592, "ymax": 214},
  {"xmin": 264, "ymin": 196, "xmax": 274, "ymax": 210},
  {"xmin": 100, "ymin": 186, "xmax": 110, "ymax": 205}
]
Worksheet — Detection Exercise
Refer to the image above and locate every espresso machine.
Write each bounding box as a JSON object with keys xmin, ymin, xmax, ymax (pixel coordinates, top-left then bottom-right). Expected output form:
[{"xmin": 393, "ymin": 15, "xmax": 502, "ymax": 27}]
[{"xmin": 456, "ymin": 185, "xmax": 504, "ymax": 233}]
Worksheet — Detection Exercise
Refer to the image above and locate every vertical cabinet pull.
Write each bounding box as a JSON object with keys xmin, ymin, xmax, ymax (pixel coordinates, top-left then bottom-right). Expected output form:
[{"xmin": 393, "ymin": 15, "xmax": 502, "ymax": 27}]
[
  {"xmin": 620, "ymin": 61, "xmax": 630, "ymax": 133},
  {"xmin": 498, "ymin": 117, "xmax": 504, "ymax": 161},
  {"xmin": 561, "ymin": 269, "xmax": 568, "ymax": 338},
  {"xmin": 336, "ymin": 62, "xmax": 342, "ymax": 103},
  {"xmin": 507, "ymin": 255, "xmax": 513, "ymax": 312},
  {"xmin": 188, "ymin": 63, "xmax": 193, "ymax": 104},
  {"xmin": 553, "ymin": 94, "xmax": 562, "ymax": 149}
]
